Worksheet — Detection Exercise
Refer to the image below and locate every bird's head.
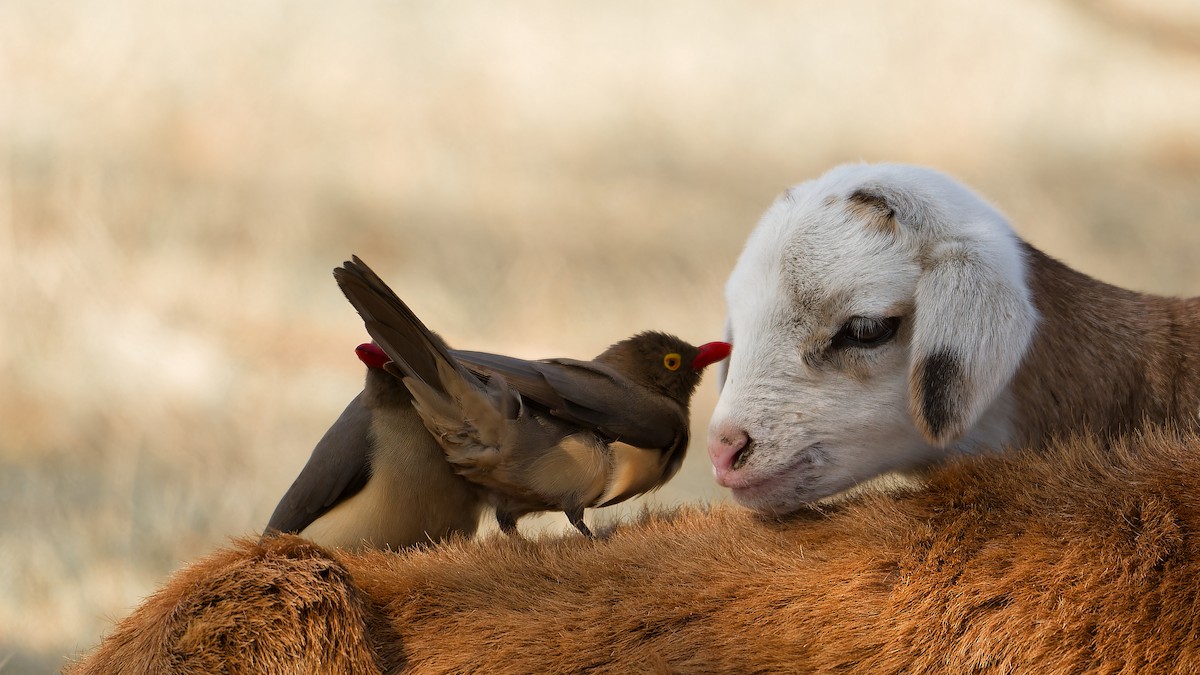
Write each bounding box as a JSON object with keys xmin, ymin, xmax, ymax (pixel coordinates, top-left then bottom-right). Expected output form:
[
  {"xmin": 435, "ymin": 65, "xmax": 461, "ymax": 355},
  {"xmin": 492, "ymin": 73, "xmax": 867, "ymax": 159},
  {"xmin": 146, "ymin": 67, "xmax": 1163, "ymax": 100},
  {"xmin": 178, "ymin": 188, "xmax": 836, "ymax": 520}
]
[{"xmin": 598, "ymin": 331, "xmax": 732, "ymax": 405}]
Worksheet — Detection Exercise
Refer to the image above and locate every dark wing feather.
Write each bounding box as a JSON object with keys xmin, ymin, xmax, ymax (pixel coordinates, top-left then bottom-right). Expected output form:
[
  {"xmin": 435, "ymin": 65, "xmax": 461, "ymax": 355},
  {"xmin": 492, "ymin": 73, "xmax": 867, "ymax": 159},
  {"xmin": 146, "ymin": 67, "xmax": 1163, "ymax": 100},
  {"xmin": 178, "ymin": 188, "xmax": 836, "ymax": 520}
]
[
  {"xmin": 535, "ymin": 358, "xmax": 685, "ymax": 450},
  {"xmin": 454, "ymin": 351, "xmax": 684, "ymax": 450},
  {"xmin": 450, "ymin": 349, "xmax": 568, "ymax": 409},
  {"xmin": 265, "ymin": 392, "xmax": 374, "ymax": 534},
  {"xmin": 334, "ymin": 257, "xmax": 477, "ymax": 392}
]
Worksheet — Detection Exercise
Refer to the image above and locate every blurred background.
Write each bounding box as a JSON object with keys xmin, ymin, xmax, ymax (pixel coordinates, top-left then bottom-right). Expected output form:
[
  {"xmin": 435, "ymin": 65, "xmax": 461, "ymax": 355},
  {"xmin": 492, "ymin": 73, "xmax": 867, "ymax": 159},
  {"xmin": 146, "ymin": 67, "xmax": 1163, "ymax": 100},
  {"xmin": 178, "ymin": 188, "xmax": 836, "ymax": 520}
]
[{"xmin": 2, "ymin": 0, "xmax": 1198, "ymax": 669}]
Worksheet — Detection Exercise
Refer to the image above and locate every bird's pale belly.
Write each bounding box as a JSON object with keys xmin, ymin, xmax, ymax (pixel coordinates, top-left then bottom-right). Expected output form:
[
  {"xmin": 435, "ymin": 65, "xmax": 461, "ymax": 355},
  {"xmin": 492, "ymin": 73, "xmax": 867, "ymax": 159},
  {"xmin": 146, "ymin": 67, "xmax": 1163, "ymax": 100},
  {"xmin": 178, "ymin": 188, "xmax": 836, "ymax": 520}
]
[{"xmin": 300, "ymin": 411, "xmax": 482, "ymax": 551}]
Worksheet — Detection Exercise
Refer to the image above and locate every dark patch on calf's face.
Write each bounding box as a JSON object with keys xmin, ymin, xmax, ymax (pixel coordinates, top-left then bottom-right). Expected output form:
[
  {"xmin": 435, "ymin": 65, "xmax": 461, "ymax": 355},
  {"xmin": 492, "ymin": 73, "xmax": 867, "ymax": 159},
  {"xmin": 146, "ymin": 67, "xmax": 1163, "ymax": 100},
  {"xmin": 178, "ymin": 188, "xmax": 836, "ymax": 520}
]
[
  {"xmin": 847, "ymin": 188, "xmax": 898, "ymax": 235},
  {"xmin": 916, "ymin": 349, "xmax": 962, "ymax": 440}
]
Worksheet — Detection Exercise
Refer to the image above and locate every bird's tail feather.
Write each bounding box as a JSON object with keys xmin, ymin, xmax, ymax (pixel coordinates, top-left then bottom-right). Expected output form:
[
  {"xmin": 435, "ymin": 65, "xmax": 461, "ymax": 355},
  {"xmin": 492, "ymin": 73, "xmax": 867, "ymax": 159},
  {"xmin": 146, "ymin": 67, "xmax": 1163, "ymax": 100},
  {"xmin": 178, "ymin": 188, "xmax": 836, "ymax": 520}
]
[{"xmin": 334, "ymin": 256, "xmax": 472, "ymax": 397}]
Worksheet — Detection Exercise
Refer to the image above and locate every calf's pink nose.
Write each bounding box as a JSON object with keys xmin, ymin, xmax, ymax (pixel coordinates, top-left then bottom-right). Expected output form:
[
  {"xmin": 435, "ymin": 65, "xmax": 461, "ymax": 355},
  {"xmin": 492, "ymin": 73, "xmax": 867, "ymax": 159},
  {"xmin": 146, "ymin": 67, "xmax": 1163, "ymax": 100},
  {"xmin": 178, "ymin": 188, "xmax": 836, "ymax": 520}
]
[{"xmin": 708, "ymin": 424, "xmax": 751, "ymax": 486}]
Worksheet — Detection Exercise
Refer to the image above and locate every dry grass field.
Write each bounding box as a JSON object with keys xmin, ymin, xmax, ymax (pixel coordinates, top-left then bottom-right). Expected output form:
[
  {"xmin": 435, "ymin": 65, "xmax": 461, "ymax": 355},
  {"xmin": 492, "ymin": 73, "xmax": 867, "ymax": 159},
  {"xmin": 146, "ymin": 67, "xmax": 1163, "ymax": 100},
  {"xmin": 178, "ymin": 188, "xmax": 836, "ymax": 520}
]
[{"xmin": 2, "ymin": 0, "xmax": 1199, "ymax": 670}]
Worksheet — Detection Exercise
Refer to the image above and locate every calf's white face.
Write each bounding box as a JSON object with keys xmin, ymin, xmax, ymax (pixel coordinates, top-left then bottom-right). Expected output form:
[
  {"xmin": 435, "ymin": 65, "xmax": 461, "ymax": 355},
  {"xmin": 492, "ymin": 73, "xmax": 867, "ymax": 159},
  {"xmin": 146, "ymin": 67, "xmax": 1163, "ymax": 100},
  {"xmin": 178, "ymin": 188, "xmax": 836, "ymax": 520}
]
[{"xmin": 708, "ymin": 163, "xmax": 1039, "ymax": 514}]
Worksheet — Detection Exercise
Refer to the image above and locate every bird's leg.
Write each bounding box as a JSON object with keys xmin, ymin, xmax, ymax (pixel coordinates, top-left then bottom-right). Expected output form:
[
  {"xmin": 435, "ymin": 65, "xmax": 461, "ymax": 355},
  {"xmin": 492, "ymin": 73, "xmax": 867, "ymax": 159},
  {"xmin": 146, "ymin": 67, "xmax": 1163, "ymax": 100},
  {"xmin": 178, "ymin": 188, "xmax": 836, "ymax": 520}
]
[
  {"xmin": 565, "ymin": 509, "xmax": 594, "ymax": 538},
  {"xmin": 496, "ymin": 511, "xmax": 520, "ymax": 536}
]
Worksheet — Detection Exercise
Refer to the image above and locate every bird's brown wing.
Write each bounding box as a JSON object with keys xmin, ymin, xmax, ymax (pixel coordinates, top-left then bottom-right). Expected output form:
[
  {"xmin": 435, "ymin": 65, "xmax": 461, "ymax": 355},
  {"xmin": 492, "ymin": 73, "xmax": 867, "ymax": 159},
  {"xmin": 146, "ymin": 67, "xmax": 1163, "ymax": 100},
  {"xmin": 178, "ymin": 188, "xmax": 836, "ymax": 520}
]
[
  {"xmin": 450, "ymin": 350, "xmax": 569, "ymax": 409},
  {"xmin": 265, "ymin": 391, "xmax": 374, "ymax": 535},
  {"xmin": 453, "ymin": 351, "xmax": 686, "ymax": 451}
]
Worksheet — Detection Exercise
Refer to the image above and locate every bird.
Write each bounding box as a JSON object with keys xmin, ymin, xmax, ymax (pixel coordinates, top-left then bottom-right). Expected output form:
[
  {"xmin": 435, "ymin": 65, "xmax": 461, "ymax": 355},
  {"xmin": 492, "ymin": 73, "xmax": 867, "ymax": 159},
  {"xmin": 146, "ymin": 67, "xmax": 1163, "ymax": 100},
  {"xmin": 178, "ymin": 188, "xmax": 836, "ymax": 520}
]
[
  {"xmin": 263, "ymin": 339, "xmax": 485, "ymax": 551},
  {"xmin": 333, "ymin": 255, "xmax": 732, "ymax": 537}
]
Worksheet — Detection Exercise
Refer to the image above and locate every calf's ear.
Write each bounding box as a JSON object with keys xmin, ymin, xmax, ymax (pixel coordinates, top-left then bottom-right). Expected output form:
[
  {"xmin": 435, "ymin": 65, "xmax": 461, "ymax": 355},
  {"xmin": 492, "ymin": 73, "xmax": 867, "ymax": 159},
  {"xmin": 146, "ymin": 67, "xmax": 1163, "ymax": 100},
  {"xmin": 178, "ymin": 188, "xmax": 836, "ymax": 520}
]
[{"xmin": 909, "ymin": 241, "xmax": 1036, "ymax": 445}]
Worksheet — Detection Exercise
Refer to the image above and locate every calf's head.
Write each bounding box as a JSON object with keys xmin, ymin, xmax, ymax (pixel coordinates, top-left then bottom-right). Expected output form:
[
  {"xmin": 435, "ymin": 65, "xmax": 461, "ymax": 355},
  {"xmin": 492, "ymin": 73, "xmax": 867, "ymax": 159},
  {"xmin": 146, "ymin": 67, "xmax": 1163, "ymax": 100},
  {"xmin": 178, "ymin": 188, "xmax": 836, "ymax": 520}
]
[{"xmin": 709, "ymin": 163, "xmax": 1038, "ymax": 513}]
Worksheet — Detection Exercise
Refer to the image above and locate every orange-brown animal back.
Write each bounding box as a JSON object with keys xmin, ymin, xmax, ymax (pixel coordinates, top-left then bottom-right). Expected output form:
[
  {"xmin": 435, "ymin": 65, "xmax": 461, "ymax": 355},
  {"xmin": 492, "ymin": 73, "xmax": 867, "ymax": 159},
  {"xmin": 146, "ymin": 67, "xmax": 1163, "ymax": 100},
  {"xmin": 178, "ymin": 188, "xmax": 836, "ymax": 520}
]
[
  {"xmin": 68, "ymin": 538, "xmax": 403, "ymax": 674},
  {"xmin": 70, "ymin": 428, "xmax": 1200, "ymax": 673}
]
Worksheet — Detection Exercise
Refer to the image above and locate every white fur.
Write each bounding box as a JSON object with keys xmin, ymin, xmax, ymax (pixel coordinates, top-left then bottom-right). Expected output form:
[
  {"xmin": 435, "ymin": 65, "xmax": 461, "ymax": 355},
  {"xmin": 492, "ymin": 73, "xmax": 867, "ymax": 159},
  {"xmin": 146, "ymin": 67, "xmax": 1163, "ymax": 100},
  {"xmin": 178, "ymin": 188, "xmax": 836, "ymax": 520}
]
[{"xmin": 710, "ymin": 163, "xmax": 1038, "ymax": 514}]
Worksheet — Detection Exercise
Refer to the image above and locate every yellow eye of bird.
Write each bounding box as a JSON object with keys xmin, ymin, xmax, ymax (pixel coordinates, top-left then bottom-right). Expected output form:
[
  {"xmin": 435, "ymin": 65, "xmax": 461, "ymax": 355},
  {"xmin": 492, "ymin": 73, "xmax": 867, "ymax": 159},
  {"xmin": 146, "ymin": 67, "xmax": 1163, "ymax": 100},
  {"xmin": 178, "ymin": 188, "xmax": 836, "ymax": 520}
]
[{"xmin": 663, "ymin": 353, "xmax": 682, "ymax": 371}]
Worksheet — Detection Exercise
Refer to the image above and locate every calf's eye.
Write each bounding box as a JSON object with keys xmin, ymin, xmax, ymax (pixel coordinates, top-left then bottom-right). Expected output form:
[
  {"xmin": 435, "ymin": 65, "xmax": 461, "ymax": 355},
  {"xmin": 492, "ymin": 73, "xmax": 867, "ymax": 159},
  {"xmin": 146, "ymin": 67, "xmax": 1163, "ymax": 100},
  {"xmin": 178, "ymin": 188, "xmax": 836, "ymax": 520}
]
[{"xmin": 833, "ymin": 316, "xmax": 900, "ymax": 349}]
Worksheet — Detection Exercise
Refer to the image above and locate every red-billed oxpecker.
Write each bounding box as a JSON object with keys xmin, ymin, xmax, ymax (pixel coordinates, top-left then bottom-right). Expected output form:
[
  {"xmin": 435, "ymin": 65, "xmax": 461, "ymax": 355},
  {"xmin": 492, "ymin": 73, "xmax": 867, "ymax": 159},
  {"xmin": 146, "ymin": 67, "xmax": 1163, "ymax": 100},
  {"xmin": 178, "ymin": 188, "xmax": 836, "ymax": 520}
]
[{"xmin": 334, "ymin": 256, "xmax": 731, "ymax": 537}]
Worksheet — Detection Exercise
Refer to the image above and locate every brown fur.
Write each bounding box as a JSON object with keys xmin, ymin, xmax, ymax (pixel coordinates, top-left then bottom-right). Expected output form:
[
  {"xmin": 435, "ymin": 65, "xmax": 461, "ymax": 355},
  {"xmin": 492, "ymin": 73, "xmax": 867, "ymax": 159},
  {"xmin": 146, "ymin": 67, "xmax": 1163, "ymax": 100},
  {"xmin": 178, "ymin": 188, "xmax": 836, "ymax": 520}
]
[
  {"xmin": 846, "ymin": 187, "xmax": 899, "ymax": 234},
  {"xmin": 1012, "ymin": 245, "xmax": 1200, "ymax": 443},
  {"xmin": 68, "ymin": 539, "xmax": 403, "ymax": 674},
  {"xmin": 71, "ymin": 428, "xmax": 1200, "ymax": 673}
]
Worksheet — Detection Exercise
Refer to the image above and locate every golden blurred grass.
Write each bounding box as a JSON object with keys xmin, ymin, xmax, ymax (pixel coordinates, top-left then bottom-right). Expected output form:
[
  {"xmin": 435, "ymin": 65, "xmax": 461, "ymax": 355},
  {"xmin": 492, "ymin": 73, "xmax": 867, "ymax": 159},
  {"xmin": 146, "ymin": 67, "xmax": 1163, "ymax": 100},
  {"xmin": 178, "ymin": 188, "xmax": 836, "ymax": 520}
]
[{"xmin": 2, "ymin": 0, "xmax": 1199, "ymax": 669}]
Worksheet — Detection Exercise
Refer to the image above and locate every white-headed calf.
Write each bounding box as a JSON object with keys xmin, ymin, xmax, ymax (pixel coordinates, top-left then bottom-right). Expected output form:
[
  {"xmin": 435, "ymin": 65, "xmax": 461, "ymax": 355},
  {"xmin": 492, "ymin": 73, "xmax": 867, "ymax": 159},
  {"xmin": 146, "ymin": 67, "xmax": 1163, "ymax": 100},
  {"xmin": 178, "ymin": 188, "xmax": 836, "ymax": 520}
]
[{"xmin": 709, "ymin": 163, "xmax": 1200, "ymax": 514}]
